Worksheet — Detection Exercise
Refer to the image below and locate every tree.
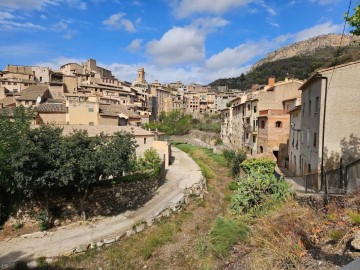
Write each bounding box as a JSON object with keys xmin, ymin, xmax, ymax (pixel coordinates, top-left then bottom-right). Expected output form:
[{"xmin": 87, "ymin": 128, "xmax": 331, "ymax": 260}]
[
  {"xmin": 137, "ymin": 148, "xmax": 162, "ymax": 176},
  {"xmin": 0, "ymin": 107, "xmax": 34, "ymax": 224},
  {"xmin": 101, "ymin": 131, "xmax": 138, "ymax": 180},
  {"xmin": 58, "ymin": 130, "xmax": 105, "ymax": 220},
  {"xmin": 11, "ymin": 125, "xmax": 63, "ymax": 225},
  {"xmin": 346, "ymin": 4, "xmax": 360, "ymax": 36}
]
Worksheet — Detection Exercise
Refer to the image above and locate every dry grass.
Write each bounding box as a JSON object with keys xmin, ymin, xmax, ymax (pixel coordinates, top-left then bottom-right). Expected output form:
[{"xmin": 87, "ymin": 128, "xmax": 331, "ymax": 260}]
[{"xmin": 246, "ymin": 201, "xmax": 316, "ymax": 270}]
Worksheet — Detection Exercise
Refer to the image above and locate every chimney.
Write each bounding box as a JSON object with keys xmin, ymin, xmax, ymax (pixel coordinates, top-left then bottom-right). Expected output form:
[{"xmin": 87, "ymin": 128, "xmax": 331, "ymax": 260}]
[{"xmin": 268, "ymin": 77, "xmax": 275, "ymax": 88}]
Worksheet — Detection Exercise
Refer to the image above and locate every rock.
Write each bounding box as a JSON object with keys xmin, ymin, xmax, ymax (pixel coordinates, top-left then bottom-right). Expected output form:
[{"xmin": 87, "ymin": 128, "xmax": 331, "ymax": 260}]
[
  {"xmin": 27, "ymin": 261, "xmax": 38, "ymax": 269},
  {"xmin": 60, "ymin": 248, "xmax": 75, "ymax": 256},
  {"xmin": 45, "ymin": 258, "xmax": 54, "ymax": 264},
  {"xmin": 135, "ymin": 223, "xmax": 146, "ymax": 233},
  {"xmin": 90, "ymin": 242, "xmax": 97, "ymax": 249},
  {"xmin": 75, "ymin": 244, "xmax": 89, "ymax": 253},
  {"xmin": 162, "ymin": 209, "xmax": 170, "ymax": 217},
  {"xmin": 146, "ymin": 218, "xmax": 154, "ymax": 227},
  {"xmin": 351, "ymin": 231, "xmax": 360, "ymax": 250},
  {"xmin": 103, "ymin": 237, "xmax": 115, "ymax": 244},
  {"xmin": 115, "ymin": 232, "xmax": 126, "ymax": 241},
  {"xmin": 126, "ymin": 229, "xmax": 135, "ymax": 237},
  {"xmin": 4, "ymin": 237, "xmax": 11, "ymax": 242},
  {"xmin": 96, "ymin": 241, "xmax": 104, "ymax": 247},
  {"xmin": 54, "ymin": 219, "xmax": 60, "ymax": 226},
  {"xmin": 21, "ymin": 231, "xmax": 46, "ymax": 239}
]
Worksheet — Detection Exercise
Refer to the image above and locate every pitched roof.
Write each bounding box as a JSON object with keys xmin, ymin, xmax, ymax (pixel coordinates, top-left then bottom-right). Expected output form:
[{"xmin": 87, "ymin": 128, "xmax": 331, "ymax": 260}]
[
  {"xmin": 0, "ymin": 96, "xmax": 16, "ymax": 107},
  {"xmin": 99, "ymin": 104, "xmax": 141, "ymax": 119},
  {"xmin": 59, "ymin": 124, "xmax": 154, "ymax": 137},
  {"xmin": 36, "ymin": 103, "xmax": 66, "ymax": 113},
  {"xmin": 16, "ymin": 85, "xmax": 49, "ymax": 101}
]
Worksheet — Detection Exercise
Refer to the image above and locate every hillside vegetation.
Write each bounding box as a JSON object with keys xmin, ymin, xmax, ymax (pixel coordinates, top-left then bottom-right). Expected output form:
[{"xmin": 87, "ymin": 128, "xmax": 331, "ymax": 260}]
[{"xmin": 210, "ymin": 44, "xmax": 360, "ymax": 90}]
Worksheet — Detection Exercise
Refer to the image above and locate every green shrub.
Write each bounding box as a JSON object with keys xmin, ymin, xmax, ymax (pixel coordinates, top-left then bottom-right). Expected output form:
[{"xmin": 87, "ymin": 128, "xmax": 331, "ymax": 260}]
[
  {"xmin": 137, "ymin": 148, "xmax": 162, "ymax": 176},
  {"xmin": 223, "ymin": 149, "xmax": 247, "ymax": 177},
  {"xmin": 209, "ymin": 217, "xmax": 249, "ymax": 256},
  {"xmin": 36, "ymin": 211, "xmax": 48, "ymax": 231},
  {"xmin": 230, "ymin": 171, "xmax": 289, "ymax": 215},
  {"xmin": 348, "ymin": 211, "xmax": 360, "ymax": 225},
  {"xmin": 228, "ymin": 182, "xmax": 239, "ymax": 191},
  {"xmin": 240, "ymin": 158, "xmax": 275, "ymax": 175},
  {"xmin": 14, "ymin": 220, "xmax": 23, "ymax": 230},
  {"xmin": 329, "ymin": 229, "xmax": 344, "ymax": 242},
  {"xmin": 215, "ymin": 138, "xmax": 222, "ymax": 146}
]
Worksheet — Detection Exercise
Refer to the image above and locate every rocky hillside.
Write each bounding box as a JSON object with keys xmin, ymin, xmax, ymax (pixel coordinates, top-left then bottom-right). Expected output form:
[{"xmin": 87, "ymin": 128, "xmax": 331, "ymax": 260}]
[
  {"xmin": 210, "ymin": 34, "xmax": 360, "ymax": 90},
  {"xmin": 251, "ymin": 34, "xmax": 360, "ymax": 71}
]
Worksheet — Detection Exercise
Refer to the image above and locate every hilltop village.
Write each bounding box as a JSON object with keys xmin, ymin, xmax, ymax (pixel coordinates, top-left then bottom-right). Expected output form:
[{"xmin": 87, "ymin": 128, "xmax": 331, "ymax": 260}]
[{"xmin": 1, "ymin": 59, "xmax": 360, "ymax": 187}]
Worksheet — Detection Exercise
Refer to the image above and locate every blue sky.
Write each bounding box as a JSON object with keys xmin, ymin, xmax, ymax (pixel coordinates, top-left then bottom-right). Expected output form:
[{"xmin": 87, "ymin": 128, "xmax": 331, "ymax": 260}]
[{"xmin": 0, "ymin": 0, "xmax": 354, "ymax": 84}]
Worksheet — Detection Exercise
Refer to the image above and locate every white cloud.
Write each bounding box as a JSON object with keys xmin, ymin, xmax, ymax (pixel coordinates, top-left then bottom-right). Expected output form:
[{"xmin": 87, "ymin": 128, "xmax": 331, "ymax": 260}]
[
  {"xmin": 103, "ymin": 13, "xmax": 136, "ymax": 32},
  {"xmin": 147, "ymin": 26, "xmax": 205, "ymax": 65},
  {"xmin": 174, "ymin": 0, "xmax": 253, "ymax": 18},
  {"xmin": 127, "ymin": 39, "xmax": 143, "ymax": 52},
  {"xmin": 99, "ymin": 62, "xmax": 252, "ymax": 85},
  {"xmin": 294, "ymin": 21, "xmax": 342, "ymax": 42},
  {"xmin": 52, "ymin": 20, "xmax": 78, "ymax": 39},
  {"xmin": 309, "ymin": 0, "xmax": 341, "ymax": 5},
  {"xmin": 35, "ymin": 56, "xmax": 86, "ymax": 70},
  {"xmin": 0, "ymin": 0, "xmax": 61, "ymax": 10},
  {"xmin": 0, "ymin": 0, "xmax": 86, "ymax": 10},
  {"xmin": 206, "ymin": 43, "xmax": 265, "ymax": 70},
  {"xmin": 146, "ymin": 17, "xmax": 228, "ymax": 65},
  {"xmin": 0, "ymin": 13, "xmax": 45, "ymax": 31}
]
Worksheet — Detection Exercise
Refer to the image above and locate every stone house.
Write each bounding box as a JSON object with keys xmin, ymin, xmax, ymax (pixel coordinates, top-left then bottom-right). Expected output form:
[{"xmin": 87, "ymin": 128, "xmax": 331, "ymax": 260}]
[
  {"xmin": 288, "ymin": 103, "xmax": 302, "ymax": 176},
  {"xmin": 299, "ymin": 60, "xmax": 360, "ymax": 180},
  {"xmin": 15, "ymin": 85, "xmax": 51, "ymax": 107}
]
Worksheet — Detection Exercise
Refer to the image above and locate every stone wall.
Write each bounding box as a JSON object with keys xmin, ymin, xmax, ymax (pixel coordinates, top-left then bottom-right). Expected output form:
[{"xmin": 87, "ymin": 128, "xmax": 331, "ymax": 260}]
[{"xmin": 14, "ymin": 163, "xmax": 166, "ymax": 226}]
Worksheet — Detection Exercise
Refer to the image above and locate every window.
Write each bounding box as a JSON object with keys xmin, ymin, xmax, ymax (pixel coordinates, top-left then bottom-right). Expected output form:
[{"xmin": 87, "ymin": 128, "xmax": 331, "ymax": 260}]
[
  {"xmin": 301, "ymin": 131, "xmax": 304, "ymax": 144},
  {"xmin": 308, "ymin": 99, "xmax": 311, "ymax": 116},
  {"xmin": 246, "ymin": 133, "xmax": 249, "ymax": 139},
  {"xmin": 313, "ymin": 132, "xmax": 317, "ymax": 147},
  {"xmin": 315, "ymin": 97, "xmax": 319, "ymax": 114},
  {"xmin": 260, "ymin": 146, "xmax": 264, "ymax": 153},
  {"xmin": 308, "ymin": 164, "xmax": 311, "ymax": 173},
  {"xmin": 39, "ymin": 77, "xmax": 42, "ymax": 82},
  {"xmin": 275, "ymin": 121, "xmax": 282, "ymax": 128},
  {"xmin": 88, "ymin": 107, "xmax": 94, "ymax": 112},
  {"xmin": 253, "ymin": 136, "xmax": 256, "ymax": 143},
  {"xmin": 302, "ymin": 102, "xmax": 305, "ymax": 117},
  {"xmin": 260, "ymin": 120, "xmax": 265, "ymax": 129},
  {"xmin": 144, "ymin": 138, "xmax": 147, "ymax": 144},
  {"xmin": 247, "ymin": 104, "xmax": 250, "ymax": 110},
  {"xmin": 89, "ymin": 122, "xmax": 94, "ymax": 126},
  {"xmin": 307, "ymin": 129, "xmax": 310, "ymax": 147},
  {"xmin": 253, "ymin": 106, "xmax": 257, "ymax": 113}
]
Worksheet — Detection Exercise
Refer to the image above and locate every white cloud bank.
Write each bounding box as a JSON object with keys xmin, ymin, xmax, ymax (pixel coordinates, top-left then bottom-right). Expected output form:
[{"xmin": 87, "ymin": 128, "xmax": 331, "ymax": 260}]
[
  {"xmin": 35, "ymin": 21, "xmax": 343, "ymax": 85},
  {"xmin": 103, "ymin": 13, "xmax": 137, "ymax": 33}
]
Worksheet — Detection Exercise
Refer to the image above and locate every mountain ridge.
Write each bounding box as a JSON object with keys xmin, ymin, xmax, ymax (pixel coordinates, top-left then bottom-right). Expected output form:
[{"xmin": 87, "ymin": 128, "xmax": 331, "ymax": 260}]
[{"xmin": 210, "ymin": 34, "xmax": 360, "ymax": 90}]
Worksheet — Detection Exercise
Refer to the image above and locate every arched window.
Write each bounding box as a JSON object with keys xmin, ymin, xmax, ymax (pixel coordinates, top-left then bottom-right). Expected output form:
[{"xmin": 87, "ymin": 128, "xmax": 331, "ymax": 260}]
[
  {"xmin": 275, "ymin": 121, "xmax": 282, "ymax": 128},
  {"xmin": 260, "ymin": 120, "xmax": 265, "ymax": 129},
  {"xmin": 259, "ymin": 146, "xmax": 264, "ymax": 153}
]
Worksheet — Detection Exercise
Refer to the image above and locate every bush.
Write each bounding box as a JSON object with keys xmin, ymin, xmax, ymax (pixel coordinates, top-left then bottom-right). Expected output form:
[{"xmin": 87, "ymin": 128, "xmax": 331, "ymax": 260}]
[
  {"xmin": 240, "ymin": 158, "xmax": 275, "ymax": 175},
  {"xmin": 348, "ymin": 211, "xmax": 360, "ymax": 225},
  {"xmin": 36, "ymin": 211, "xmax": 48, "ymax": 231},
  {"xmin": 329, "ymin": 229, "xmax": 345, "ymax": 242},
  {"xmin": 209, "ymin": 217, "xmax": 249, "ymax": 256},
  {"xmin": 137, "ymin": 148, "xmax": 162, "ymax": 176},
  {"xmin": 230, "ymin": 171, "xmax": 289, "ymax": 215},
  {"xmin": 223, "ymin": 149, "xmax": 247, "ymax": 177}
]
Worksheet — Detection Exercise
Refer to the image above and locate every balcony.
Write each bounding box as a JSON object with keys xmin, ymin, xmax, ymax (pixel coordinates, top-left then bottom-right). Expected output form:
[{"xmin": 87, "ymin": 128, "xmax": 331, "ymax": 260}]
[{"xmin": 243, "ymin": 123, "xmax": 252, "ymax": 132}]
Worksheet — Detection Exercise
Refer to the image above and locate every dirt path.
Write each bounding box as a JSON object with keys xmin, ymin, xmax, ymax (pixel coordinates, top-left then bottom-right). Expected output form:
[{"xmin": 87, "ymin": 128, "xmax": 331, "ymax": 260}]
[{"xmin": 51, "ymin": 145, "xmax": 233, "ymax": 270}]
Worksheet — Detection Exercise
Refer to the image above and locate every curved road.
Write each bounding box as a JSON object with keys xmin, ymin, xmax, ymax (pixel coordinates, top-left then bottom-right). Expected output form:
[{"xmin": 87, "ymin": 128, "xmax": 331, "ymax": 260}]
[{"xmin": 0, "ymin": 147, "xmax": 203, "ymax": 268}]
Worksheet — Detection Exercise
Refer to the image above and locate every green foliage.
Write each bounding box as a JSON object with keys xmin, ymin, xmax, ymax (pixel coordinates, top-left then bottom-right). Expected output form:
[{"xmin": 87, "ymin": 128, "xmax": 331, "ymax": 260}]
[
  {"xmin": 137, "ymin": 148, "xmax": 162, "ymax": 176},
  {"xmin": 140, "ymin": 222, "xmax": 176, "ymax": 259},
  {"xmin": 36, "ymin": 211, "xmax": 48, "ymax": 231},
  {"xmin": 145, "ymin": 110, "xmax": 192, "ymax": 135},
  {"xmin": 230, "ymin": 171, "xmax": 289, "ymax": 215},
  {"xmin": 348, "ymin": 211, "xmax": 360, "ymax": 224},
  {"xmin": 210, "ymin": 45, "xmax": 360, "ymax": 90},
  {"xmin": 0, "ymin": 106, "xmax": 34, "ymax": 224},
  {"xmin": 209, "ymin": 217, "xmax": 249, "ymax": 256},
  {"xmin": 346, "ymin": 4, "xmax": 360, "ymax": 36},
  {"xmin": 202, "ymin": 148, "xmax": 227, "ymax": 166},
  {"xmin": 215, "ymin": 138, "xmax": 222, "ymax": 146},
  {"xmin": 240, "ymin": 158, "xmax": 276, "ymax": 175},
  {"xmin": 12, "ymin": 125, "xmax": 64, "ymax": 199},
  {"xmin": 223, "ymin": 149, "xmax": 247, "ymax": 177},
  {"xmin": 101, "ymin": 131, "xmax": 138, "ymax": 179},
  {"xmin": 14, "ymin": 220, "xmax": 23, "ymax": 229},
  {"xmin": 329, "ymin": 229, "xmax": 345, "ymax": 242}
]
